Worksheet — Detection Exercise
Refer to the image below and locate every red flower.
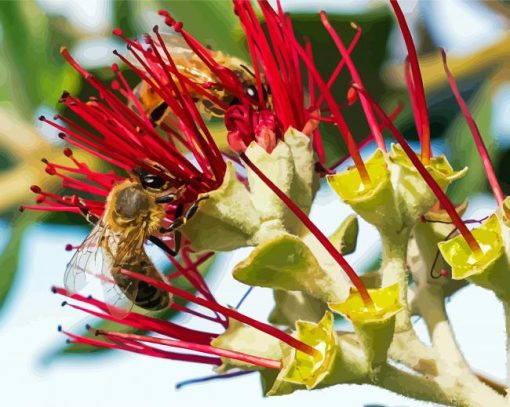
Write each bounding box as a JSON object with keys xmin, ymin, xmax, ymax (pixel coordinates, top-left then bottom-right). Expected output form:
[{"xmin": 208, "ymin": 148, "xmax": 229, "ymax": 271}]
[{"xmin": 53, "ymin": 267, "xmax": 319, "ymax": 368}]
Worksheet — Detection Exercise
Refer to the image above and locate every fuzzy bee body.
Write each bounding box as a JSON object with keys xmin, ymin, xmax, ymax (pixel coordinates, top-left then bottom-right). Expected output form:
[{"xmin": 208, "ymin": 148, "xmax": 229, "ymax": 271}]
[
  {"xmin": 133, "ymin": 33, "xmax": 265, "ymax": 125},
  {"xmin": 65, "ymin": 177, "xmax": 176, "ymax": 315}
]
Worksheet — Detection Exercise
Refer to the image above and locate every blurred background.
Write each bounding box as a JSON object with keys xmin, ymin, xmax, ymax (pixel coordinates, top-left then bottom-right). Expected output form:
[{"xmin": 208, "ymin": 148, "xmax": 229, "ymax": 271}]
[{"xmin": 1, "ymin": 0, "xmax": 509, "ymax": 405}]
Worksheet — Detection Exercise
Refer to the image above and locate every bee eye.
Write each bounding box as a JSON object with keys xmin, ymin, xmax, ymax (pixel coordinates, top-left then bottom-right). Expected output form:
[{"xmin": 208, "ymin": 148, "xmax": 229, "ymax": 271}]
[
  {"xmin": 245, "ymin": 85, "xmax": 258, "ymax": 99},
  {"xmin": 149, "ymin": 102, "xmax": 168, "ymax": 123},
  {"xmin": 140, "ymin": 173, "xmax": 167, "ymax": 191}
]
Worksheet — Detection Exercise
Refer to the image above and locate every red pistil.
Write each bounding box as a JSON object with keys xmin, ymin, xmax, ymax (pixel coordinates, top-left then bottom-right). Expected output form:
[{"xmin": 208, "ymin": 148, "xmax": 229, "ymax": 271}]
[
  {"xmin": 352, "ymin": 84, "xmax": 482, "ymax": 256},
  {"xmin": 441, "ymin": 49, "xmax": 504, "ymax": 206},
  {"xmin": 320, "ymin": 12, "xmax": 385, "ymax": 152},
  {"xmin": 119, "ymin": 269, "xmax": 320, "ymax": 358},
  {"xmin": 290, "ymin": 35, "xmax": 371, "ymax": 186},
  {"xmin": 315, "ymin": 23, "xmax": 362, "ymax": 108},
  {"xmin": 56, "ymin": 288, "xmax": 217, "ymax": 344},
  {"xmin": 239, "ymin": 153, "xmax": 374, "ymax": 308},
  {"xmin": 95, "ymin": 330, "xmax": 281, "ymax": 370},
  {"xmin": 390, "ymin": 0, "xmax": 431, "ymax": 163},
  {"xmin": 328, "ymin": 102, "xmax": 404, "ymax": 171},
  {"xmin": 61, "ymin": 327, "xmax": 221, "ymax": 365}
]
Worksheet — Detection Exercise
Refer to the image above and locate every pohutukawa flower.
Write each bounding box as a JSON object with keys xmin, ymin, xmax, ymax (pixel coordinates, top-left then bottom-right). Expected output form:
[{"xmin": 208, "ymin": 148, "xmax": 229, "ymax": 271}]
[
  {"xmin": 53, "ymin": 269, "xmax": 320, "ymax": 366},
  {"xmin": 22, "ymin": 46, "xmax": 227, "ymax": 219}
]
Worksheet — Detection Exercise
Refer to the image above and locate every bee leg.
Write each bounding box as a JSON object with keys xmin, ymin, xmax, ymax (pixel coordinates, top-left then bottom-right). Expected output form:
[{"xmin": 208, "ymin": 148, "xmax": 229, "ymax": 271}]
[
  {"xmin": 149, "ymin": 235, "xmax": 179, "ymax": 257},
  {"xmin": 183, "ymin": 196, "xmax": 208, "ymax": 222},
  {"xmin": 78, "ymin": 206, "xmax": 100, "ymax": 226},
  {"xmin": 159, "ymin": 196, "xmax": 209, "ymax": 233},
  {"xmin": 155, "ymin": 193, "xmax": 176, "ymax": 204}
]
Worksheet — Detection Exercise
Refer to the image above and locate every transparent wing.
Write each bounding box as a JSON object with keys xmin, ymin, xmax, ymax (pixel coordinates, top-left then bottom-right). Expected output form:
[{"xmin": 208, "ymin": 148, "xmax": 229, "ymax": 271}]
[
  {"xmin": 64, "ymin": 222, "xmax": 105, "ymax": 294},
  {"xmin": 158, "ymin": 31, "xmax": 194, "ymax": 56},
  {"xmin": 64, "ymin": 223, "xmax": 134, "ymax": 318},
  {"xmin": 100, "ymin": 232, "xmax": 134, "ymax": 319}
]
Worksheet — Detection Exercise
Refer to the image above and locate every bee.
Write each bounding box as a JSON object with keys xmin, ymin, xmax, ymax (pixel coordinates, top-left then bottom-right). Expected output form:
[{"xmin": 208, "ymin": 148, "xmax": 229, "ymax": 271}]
[
  {"xmin": 133, "ymin": 32, "xmax": 268, "ymax": 125},
  {"xmin": 65, "ymin": 167, "xmax": 203, "ymax": 314}
]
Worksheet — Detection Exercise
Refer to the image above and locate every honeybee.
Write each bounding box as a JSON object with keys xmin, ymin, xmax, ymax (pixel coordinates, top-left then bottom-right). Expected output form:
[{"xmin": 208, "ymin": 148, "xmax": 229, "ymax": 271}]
[
  {"xmin": 65, "ymin": 167, "xmax": 202, "ymax": 314},
  {"xmin": 133, "ymin": 32, "xmax": 268, "ymax": 125}
]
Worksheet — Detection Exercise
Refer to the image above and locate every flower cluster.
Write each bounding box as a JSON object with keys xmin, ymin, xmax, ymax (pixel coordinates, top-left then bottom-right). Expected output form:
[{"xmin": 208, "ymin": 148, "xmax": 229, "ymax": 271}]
[{"xmin": 23, "ymin": 0, "xmax": 510, "ymax": 405}]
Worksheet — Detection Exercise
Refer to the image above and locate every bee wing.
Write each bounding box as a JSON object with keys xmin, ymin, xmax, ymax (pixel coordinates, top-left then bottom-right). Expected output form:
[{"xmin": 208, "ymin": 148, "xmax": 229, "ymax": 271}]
[
  {"xmin": 157, "ymin": 31, "xmax": 194, "ymax": 56},
  {"xmin": 64, "ymin": 222, "xmax": 106, "ymax": 294},
  {"xmin": 100, "ymin": 232, "xmax": 134, "ymax": 319}
]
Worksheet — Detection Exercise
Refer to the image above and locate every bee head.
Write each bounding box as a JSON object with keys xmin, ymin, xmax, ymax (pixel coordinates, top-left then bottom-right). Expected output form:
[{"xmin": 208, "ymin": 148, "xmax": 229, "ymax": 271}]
[
  {"xmin": 232, "ymin": 65, "xmax": 269, "ymax": 106},
  {"xmin": 137, "ymin": 168, "xmax": 170, "ymax": 193}
]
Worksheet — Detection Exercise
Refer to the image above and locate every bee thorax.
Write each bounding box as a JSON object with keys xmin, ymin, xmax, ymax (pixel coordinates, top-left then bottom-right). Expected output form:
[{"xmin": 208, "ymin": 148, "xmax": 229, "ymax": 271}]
[{"xmin": 115, "ymin": 186, "xmax": 149, "ymax": 219}]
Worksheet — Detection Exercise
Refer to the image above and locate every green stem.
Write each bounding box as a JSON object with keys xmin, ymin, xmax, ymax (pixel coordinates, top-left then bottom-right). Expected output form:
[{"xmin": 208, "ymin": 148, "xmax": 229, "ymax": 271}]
[
  {"xmin": 380, "ymin": 227, "xmax": 412, "ymax": 331},
  {"xmin": 374, "ymin": 363, "xmax": 506, "ymax": 407}
]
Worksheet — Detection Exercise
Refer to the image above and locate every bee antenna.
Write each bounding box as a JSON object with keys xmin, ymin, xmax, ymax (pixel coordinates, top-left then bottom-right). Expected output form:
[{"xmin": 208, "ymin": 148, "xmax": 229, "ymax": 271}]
[{"xmin": 240, "ymin": 64, "xmax": 256, "ymax": 79}]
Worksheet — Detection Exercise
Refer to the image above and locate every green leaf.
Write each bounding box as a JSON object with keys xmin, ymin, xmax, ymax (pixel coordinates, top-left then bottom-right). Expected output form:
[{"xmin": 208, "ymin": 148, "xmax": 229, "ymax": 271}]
[
  {"xmin": 0, "ymin": 1, "xmax": 79, "ymax": 117},
  {"xmin": 445, "ymin": 81, "xmax": 500, "ymax": 202},
  {"xmin": 289, "ymin": 8, "xmax": 394, "ymax": 164},
  {"xmin": 162, "ymin": 0, "xmax": 245, "ymax": 58},
  {"xmin": 0, "ymin": 211, "xmax": 46, "ymax": 313}
]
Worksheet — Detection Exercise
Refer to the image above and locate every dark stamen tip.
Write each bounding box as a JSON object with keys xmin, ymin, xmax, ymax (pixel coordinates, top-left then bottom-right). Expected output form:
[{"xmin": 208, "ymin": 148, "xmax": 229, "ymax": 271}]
[
  {"xmin": 57, "ymin": 325, "xmax": 62, "ymax": 332},
  {"xmin": 65, "ymin": 244, "xmax": 73, "ymax": 252},
  {"xmin": 59, "ymin": 91, "xmax": 70, "ymax": 102},
  {"xmin": 18, "ymin": 206, "xmax": 25, "ymax": 212},
  {"xmin": 38, "ymin": 115, "xmax": 46, "ymax": 121},
  {"xmin": 50, "ymin": 286, "xmax": 57, "ymax": 294},
  {"xmin": 65, "ymin": 339, "xmax": 71, "ymax": 344},
  {"xmin": 61, "ymin": 301, "xmax": 68, "ymax": 307},
  {"xmin": 41, "ymin": 158, "xmax": 49, "ymax": 164},
  {"xmin": 58, "ymin": 133, "xmax": 66, "ymax": 139}
]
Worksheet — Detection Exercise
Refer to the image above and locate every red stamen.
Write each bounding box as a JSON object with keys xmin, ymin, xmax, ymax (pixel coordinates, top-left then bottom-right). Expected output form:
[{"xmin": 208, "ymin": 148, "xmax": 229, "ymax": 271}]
[
  {"xmin": 320, "ymin": 12, "xmax": 385, "ymax": 151},
  {"xmin": 119, "ymin": 270, "xmax": 321, "ymax": 358},
  {"xmin": 328, "ymin": 102, "xmax": 403, "ymax": 171},
  {"xmin": 441, "ymin": 49, "xmax": 504, "ymax": 206},
  {"xmin": 239, "ymin": 153, "xmax": 373, "ymax": 308},
  {"xmin": 95, "ymin": 330, "xmax": 281, "ymax": 370},
  {"xmin": 352, "ymin": 84, "xmax": 482, "ymax": 256},
  {"xmin": 291, "ymin": 36, "xmax": 371, "ymax": 186},
  {"xmin": 390, "ymin": 0, "xmax": 431, "ymax": 163},
  {"xmin": 61, "ymin": 327, "xmax": 220, "ymax": 365},
  {"xmin": 316, "ymin": 22, "xmax": 362, "ymax": 108}
]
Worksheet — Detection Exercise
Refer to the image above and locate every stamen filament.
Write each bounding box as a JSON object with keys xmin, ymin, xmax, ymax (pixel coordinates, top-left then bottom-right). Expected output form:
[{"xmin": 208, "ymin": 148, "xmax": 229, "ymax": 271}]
[
  {"xmin": 239, "ymin": 153, "xmax": 374, "ymax": 308},
  {"xmin": 320, "ymin": 12, "xmax": 385, "ymax": 151},
  {"xmin": 119, "ymin": 270, "xmax": 321, "ymax": 357},
  {"xmin": 390, "ymin": 0, "xmax": 431, "ymax": 163},
  {"xmin": 441, "ymin": 49, "xmax": 504, "ymax": 206},
  {"xmin": 95, "ymin": 330, "xmax": 281, "ymax": 370},
  {"xmin": 352, "ymin": 84, "xmax": 482, "ymax": 256}
]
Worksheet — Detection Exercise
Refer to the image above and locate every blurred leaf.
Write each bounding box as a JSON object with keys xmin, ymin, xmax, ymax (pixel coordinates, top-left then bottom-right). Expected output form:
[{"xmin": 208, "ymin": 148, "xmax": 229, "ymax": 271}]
[
  {"xmin": 162, "ymin": 0, "xmax": 244, "ymax": 58},
  {"xmin": 445, "ymin": 80, "xmax": 498, "ymax": 202},
  {"xmin": 56, "ymin": 254, "xmax": 216, "ymax": 355},
  {"xmin": 289, "ymin": 8, "xmax": 394, "ymax": 164},
  {"xmin": 112, "ymin": 0, "xmax": 138, "ymax": 39},
  {"xmin": 0, "ymin": 211, "xmax": 46, "ymax": 312},
  {"xmin": 0, "ymin": 0, "xmax": 79, "ymax": 118}
]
